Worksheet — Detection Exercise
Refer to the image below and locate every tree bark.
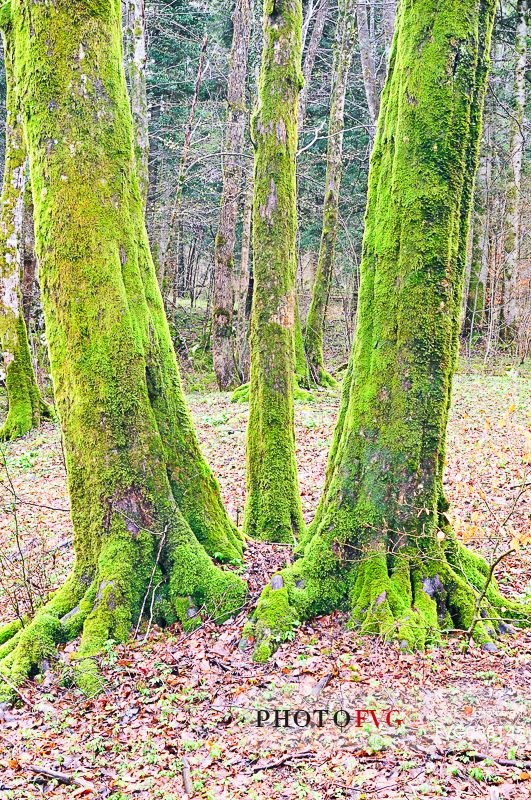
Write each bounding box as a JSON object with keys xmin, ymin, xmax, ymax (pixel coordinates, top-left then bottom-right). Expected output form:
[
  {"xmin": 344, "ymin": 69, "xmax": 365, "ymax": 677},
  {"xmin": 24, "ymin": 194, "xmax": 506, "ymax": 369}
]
[
  {"xmin": 298, "ymin": 0, "xmax": 329, "ymax": 132},
  {"xmin": 212, "ymin": 0, "xmax": 252, "ymax": 390},
  {"xmin": 244, "ymin": 0, "xmax": 305, "ymax": 544},
  {"xmin": 123, "ymin": 0, "xmax": 150, "ymax": 210},
  {"xmin": 0, "ymin": 14, "xmax": 50, "ymax": 442},
  {"xmin": 159, "ymin": 33, "xmax": 208, "ymax": 295},
  {"xmin": 0, "ymin": 0, "xmax": 245, "ymax": 700},
  {"xmin": 304, "ymin": 0, "xmax": 355, "ymax": 386},
  {"xmin": 357, "ymin": 0, "xmax": 379, "ymax": 146},
  {"xmin": 502, "ymin": 0, "xmax": 527, "ymax": 337},
  {"xmin": 246, "ymin": 0, "xmax": 529, "ymax": 661},
  {"xmin": 235, "ymin": 170, "xmax": 253, "ymax": 382},
  {"xmin": 382, "ymin": 0, "xmax": 396, "ymax": 57}
]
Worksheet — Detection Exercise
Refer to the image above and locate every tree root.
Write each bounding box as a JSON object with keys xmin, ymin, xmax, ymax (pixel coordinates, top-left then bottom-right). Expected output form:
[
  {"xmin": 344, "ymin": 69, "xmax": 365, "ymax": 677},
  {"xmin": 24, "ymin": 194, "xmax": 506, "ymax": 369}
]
[
  {"xmin": 245, "ymin": 534, "xmax": 531, "ymax": 661},
  {"xmin": 230, "ymin": 379, "xmax": 314, "ymax": 404},
  {"xmin": 0, "ymin": 516, "xmax": 247, "ymax": 702}
]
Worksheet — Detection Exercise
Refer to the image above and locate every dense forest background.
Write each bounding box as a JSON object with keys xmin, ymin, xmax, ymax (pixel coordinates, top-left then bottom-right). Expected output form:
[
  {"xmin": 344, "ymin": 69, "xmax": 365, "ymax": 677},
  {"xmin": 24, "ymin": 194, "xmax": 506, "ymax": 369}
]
[{"xmin": 0, "ymin": 0, "xmax": 527, "ymax": 389}]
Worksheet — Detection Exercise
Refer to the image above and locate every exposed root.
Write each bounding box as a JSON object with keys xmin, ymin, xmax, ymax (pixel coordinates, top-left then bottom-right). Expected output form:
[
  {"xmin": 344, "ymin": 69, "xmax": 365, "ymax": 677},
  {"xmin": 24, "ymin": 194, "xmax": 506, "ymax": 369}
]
[
  {"xmin": 231, "ymin": 379, "xmax": 314, "ymax": 404},
  {"xmin": 0, "ymin": 513, "xmax": 247, "ymax": 702},
  {"xmin": 246, "ymin": 533, "xmax": 531, "ymax": 661},
  {"xmin": 309, "ymin": 366, "xmax": 338, "ymax": 389}
]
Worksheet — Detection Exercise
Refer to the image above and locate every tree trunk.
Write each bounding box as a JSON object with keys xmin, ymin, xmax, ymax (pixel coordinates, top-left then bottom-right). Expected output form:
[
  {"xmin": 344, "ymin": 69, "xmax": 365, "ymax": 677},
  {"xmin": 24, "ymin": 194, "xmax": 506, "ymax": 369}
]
[
  {"xmin": 123, "ymin": 0, "xmax": 150, "ymax": 210},
  {"xmin": 21, "ymin": 186, "xmax": 37, "ymax": 332},
  {"xmin": 159, "ymin": 33, "xmax": 208, "ymax": 296},
  {"xmin": 235, "ymin": 171, "xmax": 253, "ymax": 382},
  {"xmin": 244, "ymin": 0, "xmax": 305, "ymax": 544},
  {"xmin": 382, "ymin": 0, "xmax": 397, "ymax": 57},
  {"xmin": 212, "ymin": 0, "xmax": 252, "ymax": 390},
  {"xmin": 0, "ymin": 0, "xmax": 245, "ymax": 700},
  {"xmin": 0, "ymin": 16, "xmax": 50, "ymax": 442},
  {"xmin": 304, "ymin": 0, "xmax": 355, "ymax": 386},
  {"xmin": 357, "ymin": 0, "xmax": 379, "ymax": 146},
  {"xmin": 298, "ymin": 0, "xmax": 329, "ymax": 132},
  {"xmin": 502, "ymin": 0, "xmax": 527, "ymax": 338},
  {"xmin": 246, "ymin": 0, "xmax": 529, "ymax": 661}
]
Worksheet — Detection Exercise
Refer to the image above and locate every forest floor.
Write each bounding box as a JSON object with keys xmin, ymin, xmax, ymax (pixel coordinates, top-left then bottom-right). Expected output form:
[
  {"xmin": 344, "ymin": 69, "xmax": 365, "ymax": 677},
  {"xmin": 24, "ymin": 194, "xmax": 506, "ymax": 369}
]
[{"xmin": 0, "ymin": 361, "xmax": 530, "ymax": 799}]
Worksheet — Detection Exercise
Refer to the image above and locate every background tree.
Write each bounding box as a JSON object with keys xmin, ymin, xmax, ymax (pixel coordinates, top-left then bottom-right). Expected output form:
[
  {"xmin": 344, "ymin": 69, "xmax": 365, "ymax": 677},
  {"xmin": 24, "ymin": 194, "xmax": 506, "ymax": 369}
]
[
  {"xmin": 123, "ymin": 0, "xmax": 150, "ymax": 209},
  {"xmin": 0, "ymin": 0, "xmax": 245, "ymax": 699},
  {"xmin": 0, "ymin": 13, "xmax": 50, "ymax": 441},
  {"xmin": 245, "ymin": 0, "xmax": 529, "ymax": 661},
  {"xmin": 212, "ymin": 0, "xmax": 252, "ymax": 390},
  {"xmin": 304, "ymin": 0, "xmax": 356, "ymax": 386},
  {"xmin": 501, "ymin": 0, "xmax": 527, "ymax": 339},
  {"xmin": 244, "ymin": 0, "xmax": 305, "ymax": 544}
]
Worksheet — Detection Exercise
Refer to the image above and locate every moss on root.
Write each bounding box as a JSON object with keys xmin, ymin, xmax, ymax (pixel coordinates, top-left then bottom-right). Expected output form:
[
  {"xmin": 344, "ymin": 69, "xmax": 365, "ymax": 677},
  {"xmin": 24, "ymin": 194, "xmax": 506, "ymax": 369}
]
[{"xmin": 246, "ymin": 530, "xmax": 530, "ymax": 661}]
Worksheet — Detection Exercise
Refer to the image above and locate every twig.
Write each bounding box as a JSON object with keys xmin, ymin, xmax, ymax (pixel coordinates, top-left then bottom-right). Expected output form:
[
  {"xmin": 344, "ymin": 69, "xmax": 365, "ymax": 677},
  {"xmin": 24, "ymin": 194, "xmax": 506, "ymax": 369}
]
[
  {"xmin": 0, "ymin": 669, "xmax": 33, "ymax": 707},
  {"xmin": 134, "ymin": 524, "xmax": 167, "ymax": 639},
  {"xmin": 447, "ymin": 749, "xmax": 531, "ymax": 769},
  {"xmin": 27, "ymin": 764, "xmax": 94, "ymax": 788},
  {"xmin": 252, "ymin": 749, "xmax": 315, "ymax": 773},
  {"xmin": 182, "ymin": 755, "xmax": 194, "ymax": 796},
  {"xmin": 467, "ymin": 548, "xmax": 515, "ymax": 643}
]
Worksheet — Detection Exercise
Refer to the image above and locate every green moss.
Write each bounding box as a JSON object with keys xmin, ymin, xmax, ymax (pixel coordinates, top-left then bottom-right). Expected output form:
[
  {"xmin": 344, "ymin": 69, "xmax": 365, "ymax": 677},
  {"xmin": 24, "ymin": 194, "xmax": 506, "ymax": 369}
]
[
  {"xmin": 0, "ymin": 18, "xmax": 51, "ymax": 442},
  {"xmin": 0, "ymin": 618, "xmax": 22, "ymax": 646},
  {"xmin": 244, "ymin": 0, "xmax": 305, "ymax": 544},
  {"xmin": 245, "ymin": 0, "xmax": 529, "ymax": 661}
]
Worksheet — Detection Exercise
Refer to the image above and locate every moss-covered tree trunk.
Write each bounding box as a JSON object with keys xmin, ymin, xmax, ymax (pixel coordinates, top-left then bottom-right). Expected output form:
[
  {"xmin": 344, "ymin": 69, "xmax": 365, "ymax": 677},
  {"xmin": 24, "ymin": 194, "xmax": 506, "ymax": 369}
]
[
  {"xmin": 246, "ymin": 0, "xmax": 530, "ymax": 661},
  {"xmin": 0, "ymin": 14, "xmax": 50, "ymax": 442},
  {"xmin": 212, "ymin": 0, "xmax": 252, "ymax": 390},
  {"xmin": 243, "ymin": 0, "xmax": 305, "ymax": 544},
  {"xmin": 0, "ymin": 0, "xmax": 245, "ymax": 700},
  {"xmin": 304, "ymin": 0, "xmax": 355, "ymax": 387}
]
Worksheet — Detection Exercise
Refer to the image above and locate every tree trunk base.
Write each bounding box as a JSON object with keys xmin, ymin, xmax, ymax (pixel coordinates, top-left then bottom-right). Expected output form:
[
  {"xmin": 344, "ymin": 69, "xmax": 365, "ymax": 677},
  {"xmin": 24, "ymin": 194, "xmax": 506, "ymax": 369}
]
[
  {"xmin": 244, "ymin": 531, "xmax": 530, "ymax": 662},
  {"xmin": 309, "ymin": 364, "xmax": 338, "ymax": 389},
  {"xmin": 230, "ymin": 379, "xmax": 314, "ymax": 404},
  {"xmin": 0, "ymin": 519, "xmax": 247, "ymax": 702}
]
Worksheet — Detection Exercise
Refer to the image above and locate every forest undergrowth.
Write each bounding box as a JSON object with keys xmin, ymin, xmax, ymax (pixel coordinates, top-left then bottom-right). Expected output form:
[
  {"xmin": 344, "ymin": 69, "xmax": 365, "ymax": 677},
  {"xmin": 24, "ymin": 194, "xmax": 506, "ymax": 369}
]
[{"xmin": 0, "ymin": 361, "xmax": 530, "ymax": 799}]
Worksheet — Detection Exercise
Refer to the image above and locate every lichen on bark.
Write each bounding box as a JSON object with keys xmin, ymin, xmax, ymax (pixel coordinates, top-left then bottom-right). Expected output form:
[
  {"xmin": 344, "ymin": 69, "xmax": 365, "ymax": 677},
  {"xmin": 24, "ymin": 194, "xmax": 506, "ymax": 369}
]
[
  {"xmin": 246, "ymin": 0, "xmax": 530, "ymax": 660},
  {"xmin": 0, "ymin": 0, "xmax": 245, "ymax": 701},
  {"xmin": 243, "ymin": 0, "xmax": 305, "ymax": 544}
]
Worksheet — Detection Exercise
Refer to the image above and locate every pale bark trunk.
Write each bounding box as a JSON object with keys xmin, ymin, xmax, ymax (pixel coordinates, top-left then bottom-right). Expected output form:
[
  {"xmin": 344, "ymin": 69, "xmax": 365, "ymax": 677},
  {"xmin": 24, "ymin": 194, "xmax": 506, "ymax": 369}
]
[
  {"xmin": 502, "ymin": 0, "xmax": 527, "ymax": 333},
  {"xmin": 357, "ymin": 0, "xmax": 379, "ymax": 146},
  {"xmin": 123, "ymin": 0, "xmax": 150, "ymax": 209},
  {"xmin": 212, "ymin": 0, "xmax": 252, "ymax": 390},
  {"xmin": 298, "ymin": 0, "xmax": 330, "ymax": 133}
]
